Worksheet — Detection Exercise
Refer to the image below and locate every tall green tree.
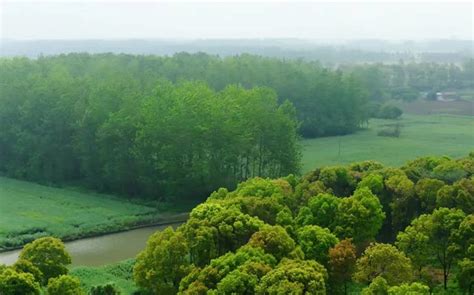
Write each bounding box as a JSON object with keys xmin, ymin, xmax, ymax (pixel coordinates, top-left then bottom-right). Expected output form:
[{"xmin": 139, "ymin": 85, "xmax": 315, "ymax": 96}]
[
  {"xmin": 296, "ymin": 225, "xmax": 339, "ymax": 265},
  {"xmin": 133, "ymin": 227, "xmax": 192, "ymax": 294},
  {"xmin": 353, "ymin": 243, "xmax": 413, "ymax": 285},
  {"xmin": 396, "ymin": 208, "xmax": 466, "ymax": 289},
  {"xmin": 334, "ymin": 187, "xmax": 385, "ymax": 244}
]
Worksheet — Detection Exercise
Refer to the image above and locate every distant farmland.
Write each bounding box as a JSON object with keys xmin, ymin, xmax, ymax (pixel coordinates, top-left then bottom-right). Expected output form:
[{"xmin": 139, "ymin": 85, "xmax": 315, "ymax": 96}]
[
  {"xmin": 302, "ymin": 113, "xmax": 474, "ymax": 172},
  {"xmin": 395, "ymin": 98, "xmax": 474, "ymax": 116}
]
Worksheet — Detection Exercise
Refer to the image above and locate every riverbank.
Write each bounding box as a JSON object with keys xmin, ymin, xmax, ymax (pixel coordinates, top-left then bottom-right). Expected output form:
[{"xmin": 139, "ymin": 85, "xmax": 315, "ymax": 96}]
[
  {"xmin": 0, "ymin": 222, "xmax": 183, "ymax": 266},
  {"xmin": 0, "ymin": 176, "xmax": 192, "ymax": 251},
  {"xmin": 0, "ymin": 212, "xmax": 188, "ymax": 253}
]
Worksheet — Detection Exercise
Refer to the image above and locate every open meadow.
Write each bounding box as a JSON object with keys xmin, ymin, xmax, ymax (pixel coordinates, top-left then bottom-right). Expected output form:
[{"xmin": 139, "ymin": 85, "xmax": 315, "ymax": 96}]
[
  {"xmin": 0, "ymin": 177, "xmax": 188, "ymax": 251},
  {"xmin": 302, "ymin": 113, "xmax": 474, "ymax": 172}
]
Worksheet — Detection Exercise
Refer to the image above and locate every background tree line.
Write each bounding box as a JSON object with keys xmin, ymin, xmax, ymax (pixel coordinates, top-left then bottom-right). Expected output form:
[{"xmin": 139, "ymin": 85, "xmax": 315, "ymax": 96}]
[
  {"xmin": 0, "ymin": 53, "xmax": 369, "ymax": 200},
  {"xmin": 2, "ymin": 53, "xmax": 472, "ymax": 200},
  {"xmin": 2, "ymin": 39, "xmax": 472, "ymax": 64},
  {"xmin": 344, "ymin": 59, "xmax": 474, "ymax": 102},
  {"xmin": 1, "ymin": 53, "xmax": 371, "ymax": 138},
  {"xmin": 0, "ymin": 55, "xmax": 301, "ymax": 200}
]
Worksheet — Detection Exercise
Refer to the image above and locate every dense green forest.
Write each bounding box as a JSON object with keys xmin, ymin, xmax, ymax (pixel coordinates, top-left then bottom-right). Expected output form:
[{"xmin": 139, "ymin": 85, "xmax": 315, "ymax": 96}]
[
  {"xmin": 1, "ymin": 153, "xmax": 472, "ymax": 294},
  {"xmin": 0, "ymin": 68, "xmax": 299, "ymax": 199},
  {"xmin": 1, "ymin": 54, "xmax": 473, "ymax": 200},
  {"xmin": 0, "ymin": 53, "xmax": 362, "ymax": 200}
]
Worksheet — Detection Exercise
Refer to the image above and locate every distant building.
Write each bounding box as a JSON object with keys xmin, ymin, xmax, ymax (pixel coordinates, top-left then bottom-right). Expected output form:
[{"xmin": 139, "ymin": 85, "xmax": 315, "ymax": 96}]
[{"xmin": 436, "ymin": 92, "xmax": 459, "ymax": 102}]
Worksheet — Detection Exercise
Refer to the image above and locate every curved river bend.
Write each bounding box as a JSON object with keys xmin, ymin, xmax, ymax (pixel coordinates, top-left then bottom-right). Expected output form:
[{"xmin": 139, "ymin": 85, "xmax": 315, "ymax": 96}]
[{"xmin": 0, "ymin": 224, "xmax": 176, "ymax": 266}]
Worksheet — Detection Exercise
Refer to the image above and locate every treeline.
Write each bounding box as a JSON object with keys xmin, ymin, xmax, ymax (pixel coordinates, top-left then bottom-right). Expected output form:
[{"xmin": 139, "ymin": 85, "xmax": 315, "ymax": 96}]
[
  {"xmin": 2, "ymin": 54, "xmax": 472, "ymax": 199},
  {"xmin": 0, "ymin": 56, "xmax": 300, "ymax": 199},
  {"xmin": 130, "ymin": 153, "xmax": 473, "ymax": 294},
  {"xmin": 345, "ymin": 59, "xmax": 474, "ymax": 103},
  {"xmin": 3, "ymin": 39, "xmax": 472, "ymax": 64},
  {"xmin": 0, "ymin": 53, "xmax": 370, "ymax": 199},
  {"xmin": 0, "ymin": 53, "xmax": 370, "ymax": 138}
]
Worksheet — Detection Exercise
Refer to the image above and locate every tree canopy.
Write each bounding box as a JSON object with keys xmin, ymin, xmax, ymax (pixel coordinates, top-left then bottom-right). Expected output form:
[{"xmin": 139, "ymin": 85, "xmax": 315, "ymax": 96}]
[
  {"xmin": 19, "ymin": 237, "xmax": 71, "ymax": 282},
  {"xmin": 131, "ymin": 152, "xmax": 473, "ymax": 294}
]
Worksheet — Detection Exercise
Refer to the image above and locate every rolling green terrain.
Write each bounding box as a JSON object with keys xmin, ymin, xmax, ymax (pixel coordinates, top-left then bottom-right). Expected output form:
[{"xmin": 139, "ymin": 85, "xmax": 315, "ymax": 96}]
[
  {"xmin": 0, "ymin": 177, "xmax": 188, "ymax": 250},
  {"xmin": 302, "ymin": 114, "xmax": 474, "ymax": 172}
]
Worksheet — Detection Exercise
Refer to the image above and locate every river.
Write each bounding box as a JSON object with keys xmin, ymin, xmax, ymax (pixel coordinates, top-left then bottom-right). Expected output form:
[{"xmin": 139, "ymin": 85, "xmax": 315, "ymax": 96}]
[{"xmin": 0, "ymin": 223, "xmax": 178, "ymax": 267}]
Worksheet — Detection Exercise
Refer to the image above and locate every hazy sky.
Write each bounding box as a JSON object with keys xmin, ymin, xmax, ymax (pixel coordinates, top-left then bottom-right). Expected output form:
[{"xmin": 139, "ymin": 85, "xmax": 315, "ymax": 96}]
[{"xmin": 1, "ymin": 1, "xmax": 472, "ymax": 40}]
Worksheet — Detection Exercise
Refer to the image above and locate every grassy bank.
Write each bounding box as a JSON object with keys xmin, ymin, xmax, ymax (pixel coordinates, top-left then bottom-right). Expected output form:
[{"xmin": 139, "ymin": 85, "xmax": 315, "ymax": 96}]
[
  {"xmin": 0, "ymin": 177, "xmax": 191, "ymax": 251},
  {"xmin": 302, "ymin": 114, "xmax": 474, "ymax": 172},
  {"xmin": 71, "ymin": 259, "xmax": 137, "ymax": 294}
]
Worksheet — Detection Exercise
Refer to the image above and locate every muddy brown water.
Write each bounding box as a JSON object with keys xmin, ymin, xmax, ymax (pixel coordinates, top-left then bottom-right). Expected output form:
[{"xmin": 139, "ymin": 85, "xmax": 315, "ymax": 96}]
[{"xmin": 0, "ymin": 224, "xmax": 179, "ymax": 267}]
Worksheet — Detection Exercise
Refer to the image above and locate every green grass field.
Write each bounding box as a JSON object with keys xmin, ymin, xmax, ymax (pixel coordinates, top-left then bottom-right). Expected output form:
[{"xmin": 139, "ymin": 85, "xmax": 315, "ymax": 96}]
[
  {"xmin": 302, "ymin": 114, "xmax": 474, "ymax": 172},
  {"xmin": 0, "ymin": 177, "xmax": 189, "ymax": 250},
  {"xmin": 71, "ymin": 259, "xmax": 138, "ymax": 294}
]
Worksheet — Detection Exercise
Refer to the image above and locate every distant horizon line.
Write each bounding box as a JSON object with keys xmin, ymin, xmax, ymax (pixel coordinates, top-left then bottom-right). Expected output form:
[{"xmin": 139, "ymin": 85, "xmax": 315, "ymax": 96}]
[{"xmin": 2, "ymin": 37, "xmax": 473, "ymax": 43}]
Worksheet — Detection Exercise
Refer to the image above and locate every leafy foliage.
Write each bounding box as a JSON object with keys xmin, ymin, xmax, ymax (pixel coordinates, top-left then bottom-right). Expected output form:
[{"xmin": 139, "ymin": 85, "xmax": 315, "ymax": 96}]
[
  {"xmin": 181, "ymin": 203, "xmax": 264, "ymax": 266},
  {"xmin": 46, "ymin": 275, "xmax": 84, "ymax": 295},
  {"xmin": 89, "ymin": 283, "xmax": 121, "ymax": 295},
  {"xmin": 396, "ymin": 208, "xmax": 467, "ymax": 289},
  {"xmin": 0, "ymin": 268, "xmax": 41, "ymax": 295},
  {"xmin": 7, "ymin": 153, "xmax": 472, "ymax": 294},
  {"xmin": 133, "ymin": 227, "xmax": 191, "ymax": 294},
  {"xmin": 328, "ymin": 239, "xmax": 357, "ymax": 294},
  {"xmin": 0, "ymin": 53, "xmax": 374, "ymax": 200},
  {"xmin": 353, "ymin": 243, "xmax": 413, "ymax": 285},
  {"xmin": 457, "ymin": 258, "xmax": 474, "ymax": 294},
  {"xmin": 333, "ymin": 187, "xmax": 385, "ymax": 244},
  {"xmin": 248, "ymin": 225, "xmax": 296, "ymax": 261},
  {"xmin": 178, "ymin": 245, "xmax": 277, "ymax": 294},
  {"xmin": 0, "ymin": 58, "xmax": 302, "ymax": 200},
  {"xmin": 360, "ymin": 276, "xmax": 389, "ymax": 295},
  {"xmin": 255, "ymin": 259, "xmax": 328, "ymax": 295},
  {"xmin": 19, "ymin": 237, "xmax": 71, "ymax": 282},
  {"xmin": 388, "ymin": 282, "xmax": 430, "ymax": 295},
  {"xmin": 131, "ymin": 153, "xmax": 473, "ymax": 294},
  {"xmin": 296, "ymin": 225, "xmax": 338, "ymax": 264},
  {"xmin": 12, "ymin": 259, "xmax": 43, "ymax": 284}
]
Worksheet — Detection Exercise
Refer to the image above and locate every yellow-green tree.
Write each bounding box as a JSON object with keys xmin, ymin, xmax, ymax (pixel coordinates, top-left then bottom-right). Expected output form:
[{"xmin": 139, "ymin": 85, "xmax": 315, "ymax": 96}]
[
  {"xmin": 133, "ymin": 227, "xmax": 191, "ymax": 294},
  {"xmin": 354, "ymin": 243, "xmax": 413, "ymax": 285},
  {"xmin": 256, "ymin": 259, "xmax": 328, "ymax": 295},
  {"xmin": 297, "ymin": 225, "xmax": 339, "ymax": 265},
  {"xmin": 396, "ymin": 208, "xmax": 466, "ymax": 289},
  {"xmin": 46, "ymin": 275, "xmax": 84, "ymax": 295},
  {"xmin": 0, "ymin": 268, "xmax": 41, "ymax": 295},
  {"xmin": 19, "ymin": 237, "xmax": 71, "ymax": 282}
]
